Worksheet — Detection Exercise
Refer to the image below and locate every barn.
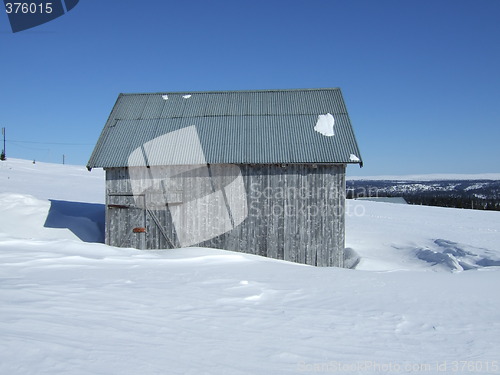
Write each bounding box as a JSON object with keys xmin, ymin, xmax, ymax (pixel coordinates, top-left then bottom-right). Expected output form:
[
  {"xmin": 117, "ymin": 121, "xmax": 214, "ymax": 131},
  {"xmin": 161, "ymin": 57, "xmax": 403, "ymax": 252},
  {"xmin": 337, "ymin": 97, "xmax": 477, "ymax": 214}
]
[{"xmin": 87, "ymin": 88, "xmax": 363, "ymax": 267}]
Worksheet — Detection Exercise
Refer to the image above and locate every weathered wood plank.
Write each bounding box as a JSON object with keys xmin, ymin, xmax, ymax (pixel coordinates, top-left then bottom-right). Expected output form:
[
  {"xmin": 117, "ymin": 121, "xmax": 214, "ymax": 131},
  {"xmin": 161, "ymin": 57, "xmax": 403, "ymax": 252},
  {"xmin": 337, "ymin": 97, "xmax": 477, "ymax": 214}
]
[{"xmin": 105, "ymin": 163, "xmax": 347, "ymax": 267}]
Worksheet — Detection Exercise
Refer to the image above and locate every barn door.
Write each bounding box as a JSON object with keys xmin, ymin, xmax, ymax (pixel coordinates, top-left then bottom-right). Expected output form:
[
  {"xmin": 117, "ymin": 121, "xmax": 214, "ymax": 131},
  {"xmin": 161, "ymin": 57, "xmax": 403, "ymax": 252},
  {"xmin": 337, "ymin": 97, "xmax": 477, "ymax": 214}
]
[{"xmin": 107, "ymin": 194, "xmax": 146, "ymax": 249}]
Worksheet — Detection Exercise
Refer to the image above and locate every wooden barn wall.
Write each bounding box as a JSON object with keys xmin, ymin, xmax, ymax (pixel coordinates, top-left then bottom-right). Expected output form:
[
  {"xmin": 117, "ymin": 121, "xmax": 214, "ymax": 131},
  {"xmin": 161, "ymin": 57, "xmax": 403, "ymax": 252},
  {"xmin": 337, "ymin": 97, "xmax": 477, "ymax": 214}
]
[{"xmin": 105, "ymin": 164, "xmax": 346, "ymax": 267}]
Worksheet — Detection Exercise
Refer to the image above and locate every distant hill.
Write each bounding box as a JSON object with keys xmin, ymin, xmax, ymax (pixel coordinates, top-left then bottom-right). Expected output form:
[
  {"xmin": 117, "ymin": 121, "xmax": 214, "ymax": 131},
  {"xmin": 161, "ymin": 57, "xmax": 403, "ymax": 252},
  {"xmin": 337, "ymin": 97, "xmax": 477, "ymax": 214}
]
[
  {"xmin": 347, "ymin": 173, "xmax": 500, "ymax": 181},
  {"xmin": 346, "ymin": 179, "xmax": 500, "ymax": 211}
]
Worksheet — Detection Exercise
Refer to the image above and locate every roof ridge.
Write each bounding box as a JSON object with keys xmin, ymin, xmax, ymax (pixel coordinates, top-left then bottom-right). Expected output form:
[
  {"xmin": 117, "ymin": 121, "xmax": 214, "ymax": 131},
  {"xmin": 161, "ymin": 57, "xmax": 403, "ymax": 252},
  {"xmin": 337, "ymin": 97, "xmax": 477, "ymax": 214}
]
[{"xmin": 119, "ymin": 88, "xmax": 341, "ymax": 96}]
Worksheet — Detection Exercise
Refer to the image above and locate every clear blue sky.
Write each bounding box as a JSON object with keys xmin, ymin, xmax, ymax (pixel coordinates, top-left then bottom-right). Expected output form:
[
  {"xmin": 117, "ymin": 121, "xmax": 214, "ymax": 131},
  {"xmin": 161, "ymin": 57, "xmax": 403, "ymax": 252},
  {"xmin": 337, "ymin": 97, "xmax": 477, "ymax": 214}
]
[{"xmin": 1, "ymin": 0, "xmax": 499, "ymax": 176}]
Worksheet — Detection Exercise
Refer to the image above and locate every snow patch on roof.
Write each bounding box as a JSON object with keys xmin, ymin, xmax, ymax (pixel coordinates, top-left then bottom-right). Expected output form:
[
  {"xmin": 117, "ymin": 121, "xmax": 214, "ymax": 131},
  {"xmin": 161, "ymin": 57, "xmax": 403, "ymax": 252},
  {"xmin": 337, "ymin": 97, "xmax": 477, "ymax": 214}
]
[
  {"xmin": 162, "ymin": 95, "xmax": 169, "ymax": 100},
  {"xmin": 314, "ymin": 113, "xmax": 335, "ymax": 137},
  {"xmin": 182, "ymin": 95, "xmax": 192, "ymax": 99},
  {"xmin": 350, "ymin": 154, "xmax": 360, "ymax": 162}
]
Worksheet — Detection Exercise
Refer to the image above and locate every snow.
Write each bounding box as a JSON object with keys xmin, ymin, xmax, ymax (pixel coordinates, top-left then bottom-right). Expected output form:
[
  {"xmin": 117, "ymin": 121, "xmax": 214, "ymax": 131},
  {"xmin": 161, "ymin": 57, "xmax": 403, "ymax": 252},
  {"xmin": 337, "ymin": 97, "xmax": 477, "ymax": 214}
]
[
  {"xmin": 350, "ymin": 153, "xmax": 360, "ymax": 162},
  {"xmin": 465, "ymin": 182, "xmax": 490, "ymax": 191},
  {"xmin": 0, "ymin": 158, "xmax": 104, "ymax": 202},
  {"xmin": 162, "ymin": 94, "xmax": 169, "ymax": 100},
  {"xmin": 1, "ymin": 159, "xmax": 500, "ymax": 374},
  {"xmin": 314, "ymin": 113, "xmax": 335, "ymax": 137},
  {"xmin": 345, "ymin": 199, "xmax": 500, "ymax": 272},
  {"xmin": 416, "ymin": 239, "xmax": 500, "ymax": 271},
  {"xmin": 182, "ymin": 94, "xmax": 192, "ymax": 99}
]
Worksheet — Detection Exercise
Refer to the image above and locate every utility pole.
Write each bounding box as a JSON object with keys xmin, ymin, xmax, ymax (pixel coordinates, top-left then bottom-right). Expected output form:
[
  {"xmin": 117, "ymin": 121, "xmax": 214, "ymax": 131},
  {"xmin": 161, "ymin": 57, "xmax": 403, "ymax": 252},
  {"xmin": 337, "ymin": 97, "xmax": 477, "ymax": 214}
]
[
  {"xmin": 1, "ymin": 127, "xmax": 5, "ymax": 161},
  {"xmin": 62, "ymin": 154, "xmax": 65, "ymax": 165}
]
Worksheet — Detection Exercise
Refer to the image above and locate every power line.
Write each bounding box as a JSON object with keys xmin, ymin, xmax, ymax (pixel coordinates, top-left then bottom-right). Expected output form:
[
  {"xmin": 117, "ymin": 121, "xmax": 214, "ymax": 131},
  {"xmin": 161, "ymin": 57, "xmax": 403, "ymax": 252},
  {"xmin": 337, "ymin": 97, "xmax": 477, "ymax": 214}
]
[{"xmin": 8, "ymin": 142, "xmax": 50, "ymax": 151}]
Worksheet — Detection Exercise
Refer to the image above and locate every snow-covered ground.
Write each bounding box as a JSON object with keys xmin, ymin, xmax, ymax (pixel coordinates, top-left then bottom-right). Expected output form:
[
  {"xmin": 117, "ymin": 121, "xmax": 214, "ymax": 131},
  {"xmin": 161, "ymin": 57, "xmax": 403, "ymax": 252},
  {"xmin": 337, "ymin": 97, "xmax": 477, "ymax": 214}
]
[
  {"xmin": 1, "ymin": 159, "xmax": 499, "ymax": 374},
  {"xmin": 0, "ymin": 158, "xmax": 105, "ymax": 203}
]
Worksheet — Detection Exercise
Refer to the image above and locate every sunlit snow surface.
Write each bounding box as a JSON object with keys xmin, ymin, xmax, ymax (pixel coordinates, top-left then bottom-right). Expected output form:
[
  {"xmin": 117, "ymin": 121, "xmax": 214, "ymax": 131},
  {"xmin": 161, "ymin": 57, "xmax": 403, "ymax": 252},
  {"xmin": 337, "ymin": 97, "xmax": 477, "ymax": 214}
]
[
  {"xmin": 314, "ymin": 113, "xmax": 335, "ymax": 137},
  {"xmin": 1, "ymin": 159, "xmax": 499, "ymax": 374},
  {"xmin": 349, "ymin": 154, "xmax": 360, "ymax": 162}
]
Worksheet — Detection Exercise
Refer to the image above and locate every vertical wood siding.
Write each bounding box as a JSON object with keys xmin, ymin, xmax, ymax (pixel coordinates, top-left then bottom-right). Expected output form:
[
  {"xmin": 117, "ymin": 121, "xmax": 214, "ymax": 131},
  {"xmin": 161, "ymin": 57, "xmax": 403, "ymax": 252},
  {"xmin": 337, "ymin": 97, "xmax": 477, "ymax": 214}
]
[{"xmin": 105, "ymin": 164, "xmax": 346, "ymax": 267}]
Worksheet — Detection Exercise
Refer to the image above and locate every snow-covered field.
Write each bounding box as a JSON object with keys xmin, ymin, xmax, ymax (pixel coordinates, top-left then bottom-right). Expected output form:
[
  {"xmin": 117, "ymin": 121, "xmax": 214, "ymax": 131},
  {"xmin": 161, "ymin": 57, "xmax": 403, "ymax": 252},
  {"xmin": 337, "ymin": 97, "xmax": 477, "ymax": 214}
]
[{"xmin": 1, "ymin": 159, "xmax": 499, "ymax": 374}]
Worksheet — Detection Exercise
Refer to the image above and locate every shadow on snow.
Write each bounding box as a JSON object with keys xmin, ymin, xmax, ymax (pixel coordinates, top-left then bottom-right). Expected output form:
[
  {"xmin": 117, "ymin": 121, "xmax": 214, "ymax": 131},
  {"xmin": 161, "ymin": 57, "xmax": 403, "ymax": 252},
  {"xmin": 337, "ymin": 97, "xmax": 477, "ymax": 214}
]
[{"xmin": 44, "ymin": 200, "xmax": 105, "ymax": 243}]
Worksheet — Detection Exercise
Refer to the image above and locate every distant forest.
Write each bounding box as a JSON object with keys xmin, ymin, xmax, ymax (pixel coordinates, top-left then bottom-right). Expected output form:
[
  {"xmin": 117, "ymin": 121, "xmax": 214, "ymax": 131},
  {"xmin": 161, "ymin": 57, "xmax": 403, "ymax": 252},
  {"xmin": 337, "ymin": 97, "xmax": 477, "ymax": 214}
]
[{"xmin": 346, "ymin": 180, "xmax": 500, "ymax": 211}]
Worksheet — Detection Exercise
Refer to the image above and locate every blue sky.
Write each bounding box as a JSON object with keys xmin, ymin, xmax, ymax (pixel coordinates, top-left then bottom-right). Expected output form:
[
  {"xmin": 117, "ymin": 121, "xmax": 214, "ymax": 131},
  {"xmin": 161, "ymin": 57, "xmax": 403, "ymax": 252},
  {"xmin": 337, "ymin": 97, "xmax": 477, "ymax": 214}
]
[{"xmin": 1, "ymin": 0, "xmax": 499, "ymax": 176}]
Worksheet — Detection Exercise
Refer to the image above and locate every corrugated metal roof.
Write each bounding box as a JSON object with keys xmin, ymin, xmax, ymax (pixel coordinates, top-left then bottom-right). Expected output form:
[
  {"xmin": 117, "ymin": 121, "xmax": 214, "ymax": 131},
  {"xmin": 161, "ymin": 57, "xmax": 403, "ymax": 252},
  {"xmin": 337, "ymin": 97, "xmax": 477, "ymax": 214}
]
[{"xmin": 87, "ymin": 88, "xmax": 363, "ymax": 168}]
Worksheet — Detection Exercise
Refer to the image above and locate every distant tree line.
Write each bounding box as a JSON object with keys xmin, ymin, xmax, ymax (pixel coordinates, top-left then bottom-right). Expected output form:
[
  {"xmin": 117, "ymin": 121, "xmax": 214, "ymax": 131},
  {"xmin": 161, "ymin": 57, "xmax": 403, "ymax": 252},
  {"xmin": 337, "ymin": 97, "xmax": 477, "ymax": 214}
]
[{"xmin": 403, "ymin": 195, "xmax": 500, "ymax": 211}]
